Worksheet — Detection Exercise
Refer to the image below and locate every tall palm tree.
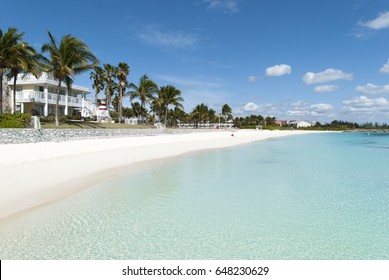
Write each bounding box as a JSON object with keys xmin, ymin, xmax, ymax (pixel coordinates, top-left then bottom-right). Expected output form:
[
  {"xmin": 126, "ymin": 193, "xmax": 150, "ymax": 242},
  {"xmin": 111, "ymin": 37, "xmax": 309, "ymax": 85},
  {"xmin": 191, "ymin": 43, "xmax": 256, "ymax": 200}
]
[
  {"xmin": 129, "ymin": 74, "xmax": 158, "ymax": 123},
  {"xmin": 116, "ymin": 62, "xmax": 130, "ymax": 122},
  {"xmin": 7, "ymin": 42, "xmax": 43, "ymax": 113},
  {"xmin": 0, "ymin": 28, "xmax": 25, "ymax": 114},
  {"xmin": 42, "ymin": 31, "xmax": 98, "ymax": 126},
  {"xmin": 159, "ymin": 85, "xmax": 184, "ymax": 127},
  {"xmin": 102, "ymin": 63, "xmax": 117, "ymax": 113},
  {"xmin": 90, "ymin": 65, "xmax": 104, "ymax": 106}
]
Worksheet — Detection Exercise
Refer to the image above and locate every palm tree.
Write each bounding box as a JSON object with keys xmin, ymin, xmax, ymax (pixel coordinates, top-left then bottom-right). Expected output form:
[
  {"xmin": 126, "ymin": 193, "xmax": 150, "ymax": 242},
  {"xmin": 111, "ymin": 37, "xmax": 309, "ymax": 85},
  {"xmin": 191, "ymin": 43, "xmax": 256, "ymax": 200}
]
[
  {"xmin": 129, "ymin": 74, "xmax": 158, "ymax": 123},
  {"xmin": 90, "ymin": 65, "xmax": 104, "ymax": 106},
  {"xmin": 42, "ymin": 31, "xmax": 98, "ymax": 126},
  {"xmin": 167, "ymin": 107, "xmax": 187, "ymax": 127},
  {"xmin": 158, "ymin": 85, "xmax": 184, "ymax": 127},
  {"xmin": 208, "ymin": 108, "xmax": 217, "ymax": 123},
  {"xmin": 7, "ymin": 42, "xmax": 43, "ymax": 113},
  {"xmin": 102, "ymin": 63, "xmax": 117, "ymax": 113},
  {"xmin": 221, "ymin": 103, "xmax": 232, "ymax": 121},
  {"xmin": 191, "ymin": 103, "xmax": 209, "ymax": 128},
  {"xmin": 116, "ymin": 62, "xmax": 130, "ymax": 122},
  {"xmin": 149, "ymin": 92, "xmax": 164, "ymax": 123},
  {"xmin": 131, "ymin": 102, "xmax": 147, "ymax": 119},
  {"xmin": 0, "ymin": 28, "xmax": 25, "ymax": 114}
]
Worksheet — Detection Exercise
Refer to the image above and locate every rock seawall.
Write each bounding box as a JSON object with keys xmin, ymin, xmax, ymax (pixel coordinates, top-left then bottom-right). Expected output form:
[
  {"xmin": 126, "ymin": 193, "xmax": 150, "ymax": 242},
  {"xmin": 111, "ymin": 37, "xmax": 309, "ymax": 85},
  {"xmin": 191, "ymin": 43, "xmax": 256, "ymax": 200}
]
[{"xmin": 0, "ymin": 128, "xmax": 167, "ymax": 144}]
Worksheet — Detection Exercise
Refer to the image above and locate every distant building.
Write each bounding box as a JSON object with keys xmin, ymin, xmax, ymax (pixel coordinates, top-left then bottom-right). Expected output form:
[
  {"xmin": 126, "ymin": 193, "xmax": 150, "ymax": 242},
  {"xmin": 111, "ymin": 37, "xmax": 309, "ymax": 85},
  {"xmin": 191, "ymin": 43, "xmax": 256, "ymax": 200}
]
[
  {"xmin": 288, "ymin": 120, "xmax": 313, "ymax": 128},
  {"xmin": 275, "ymin": 120, "xmax": 287, "ymax": 126},
  {"xmin": 7, "ymin": 73, "xmax": 90, "ymax": 116},
  {"xmin": 296, "ymin": 121, "xmax": 312, "ymax": 128}
]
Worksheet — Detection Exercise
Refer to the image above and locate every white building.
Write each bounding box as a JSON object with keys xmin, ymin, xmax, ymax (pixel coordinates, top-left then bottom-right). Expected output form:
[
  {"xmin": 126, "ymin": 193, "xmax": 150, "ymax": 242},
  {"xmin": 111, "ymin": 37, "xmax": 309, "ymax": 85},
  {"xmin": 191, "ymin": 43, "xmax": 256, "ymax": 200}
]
[
  {"xmin": 7, "ymin": 73, "xmax": 90, "ymax": 116},
  {"xmin": 288, "ymin": 120, "xmax": 313, "ymax": 128},
  {"xmin": 296, "ymin": 121, "xmax": 312, "ymax": 128}
]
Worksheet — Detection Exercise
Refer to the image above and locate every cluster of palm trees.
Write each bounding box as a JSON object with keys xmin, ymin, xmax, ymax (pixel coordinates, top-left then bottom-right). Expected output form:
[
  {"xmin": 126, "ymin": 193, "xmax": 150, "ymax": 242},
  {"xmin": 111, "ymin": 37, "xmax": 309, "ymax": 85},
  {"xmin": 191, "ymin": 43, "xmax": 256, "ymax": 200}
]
[
  {"xmin": 1, "ymin": 27, "xmax": 234, "ymax": 128},
  {"xmin": 90, "ymin": 65, "xmax": 185, "ymax": 126},
  {"xmin": 1, "ymin": 27, "xmax": 98, "ymax": 126},
  {"xmin": 233, "ymin": 115, "xmax": 276, "ymax": 127},
  {"xmin": 0, "ymin": 28, "xmax": 43, "ymax": 115},
  {"xmin": 89, "ymin": 67, "xmax": 235, "ymax": 128}
]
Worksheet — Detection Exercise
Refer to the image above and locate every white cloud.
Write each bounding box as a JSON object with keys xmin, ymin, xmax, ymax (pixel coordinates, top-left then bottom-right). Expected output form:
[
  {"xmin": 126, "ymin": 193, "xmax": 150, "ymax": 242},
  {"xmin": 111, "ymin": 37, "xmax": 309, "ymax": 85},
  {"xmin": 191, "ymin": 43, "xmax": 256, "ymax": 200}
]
[
  {"xmin": 247, "ymin": 75, "xmax": 258, "ymax": 83},
  {"xmin": 314, "ymin": 85, "xmax": 339, "ymax": 93},
  {"xmin": 341, "ymin": 96, "xmax": 389, "ymax": 119},
  {"xmin": 137, "ymin": 26, "xmax": 199, "ymax": 49},
  {"xmin": 265, "ymin": 64, "xmax": 292, "ymax": 77},
  {"xmin": 238, "ymin": 102, "xmax": 282, "ymax": 116},
  {"xmin": 361, "ymin": 11, "xmax": 389, "ymax": 30},
  {"xmin": 286, "ymin": 101, "xmax": 334, "ymax": 118},
  {"xmin": 356, "ymin": 83, "xmax": 389, "ymax": 94},
  {"xmin": 204, "ymin": 0, "xmax": 239, "ymax": 13},
  {"xmin": 380, "ymin": 59, "xmax": 389, "ymax": 74},
  {"xmin": 243, "ymin": 102, "xmax": 259, "ymax": 112},
  {"xmin": 343, "ymin": 96, "xmax": 389, "ymax": 107},
  {"xmin": 303, "ymin": 68, "xmax": 353, "ymax": 84}
]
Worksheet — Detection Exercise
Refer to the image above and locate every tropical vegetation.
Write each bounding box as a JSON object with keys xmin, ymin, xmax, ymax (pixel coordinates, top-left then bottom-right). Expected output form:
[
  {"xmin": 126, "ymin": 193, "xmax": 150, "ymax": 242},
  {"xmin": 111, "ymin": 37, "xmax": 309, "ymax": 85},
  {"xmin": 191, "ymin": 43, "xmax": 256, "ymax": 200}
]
[{"xmin": 41, "ymin": 31, "xmax": 98, "ymax": 127}]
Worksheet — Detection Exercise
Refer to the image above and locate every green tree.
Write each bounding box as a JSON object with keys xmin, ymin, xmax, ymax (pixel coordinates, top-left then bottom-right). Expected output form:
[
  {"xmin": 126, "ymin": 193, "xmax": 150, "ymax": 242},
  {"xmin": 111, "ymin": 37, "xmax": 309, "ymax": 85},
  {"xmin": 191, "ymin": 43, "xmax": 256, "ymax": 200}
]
[
  {"xmin": 90, "ymin": 65, "xmax": 104, "ymax": 106},
  {"xmin": 208, "ymin": 108, "xmax": 217, "ymax": 123},
  {"xmin": 116, "ymin": 62, "xmax": 130, "ymax": 122},
  {"xmin": 0, "ymin": 28, "xmax": 25, "ymax": 114},
  {"xmin": 7, "ymin": 41, "xmax": 43, "ymax": 113},
  {"xmin": 159, "ymin": 85, "xmax": 184, "ymax": 127},
  {"xmin": 264, "ymin": 116, "xmax": 276, "ymax": 126},
  {"xmin": 168, "ymin": 107, "xmax": 187, "ymax": 127},
  {"xmin": 102, "ymin": 63, "xmax": 117, "ymax": 113},
  {"xmin": 131, "ymin": 102, "xmax": 147, "ymax": 119},
  {"xmin": 191, "ymin": 103, "xmax": 209, "ymax": 128},
  {"xmin": 129, "ymin": 74, "xmax": 158, "ymax": 123},
  {"xmin": 221, "ymin": 103, "xmax": 232, "ymax": 121},
  {"xmin": 42, "ymin": 31, "xmax": 98, "ymax": 126},
  {"xmin": 149, "ymin": 92, "xmax": 164, "ymax": 123}
]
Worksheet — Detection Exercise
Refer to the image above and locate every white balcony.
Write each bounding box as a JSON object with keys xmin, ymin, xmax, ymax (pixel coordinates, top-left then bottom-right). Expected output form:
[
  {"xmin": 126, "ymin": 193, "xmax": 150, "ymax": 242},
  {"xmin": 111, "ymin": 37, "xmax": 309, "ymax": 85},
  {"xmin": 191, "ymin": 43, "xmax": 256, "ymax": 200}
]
[{"xmin": 16, "ymin": 91, "xmax": 82, "ymax": 107}]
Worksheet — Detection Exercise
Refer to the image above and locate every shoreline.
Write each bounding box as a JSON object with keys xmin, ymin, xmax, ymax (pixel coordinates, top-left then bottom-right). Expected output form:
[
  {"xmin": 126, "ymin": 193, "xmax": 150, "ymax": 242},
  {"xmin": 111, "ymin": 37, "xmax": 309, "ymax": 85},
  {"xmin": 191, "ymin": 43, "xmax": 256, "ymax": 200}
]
[{"xmin": 0, "ymin": 129, "xmax": 330, "ymax": 220}]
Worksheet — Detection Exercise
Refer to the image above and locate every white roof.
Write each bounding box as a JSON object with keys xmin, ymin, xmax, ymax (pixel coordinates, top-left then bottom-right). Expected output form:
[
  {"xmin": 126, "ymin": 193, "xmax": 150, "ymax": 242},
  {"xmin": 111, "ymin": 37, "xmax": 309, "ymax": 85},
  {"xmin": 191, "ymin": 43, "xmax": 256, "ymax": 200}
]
[{"xmin": 9, "ymin": 73, "xmax": 90, "ymax": 93}]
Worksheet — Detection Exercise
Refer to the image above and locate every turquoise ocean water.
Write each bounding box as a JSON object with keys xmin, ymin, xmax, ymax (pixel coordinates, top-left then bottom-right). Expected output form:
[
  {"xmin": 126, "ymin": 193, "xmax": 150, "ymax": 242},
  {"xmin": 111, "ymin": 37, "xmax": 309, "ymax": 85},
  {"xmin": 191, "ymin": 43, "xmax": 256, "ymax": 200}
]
[{"xmin": 0, "ymin": 132, "xmax": 388, "ymax": 259}]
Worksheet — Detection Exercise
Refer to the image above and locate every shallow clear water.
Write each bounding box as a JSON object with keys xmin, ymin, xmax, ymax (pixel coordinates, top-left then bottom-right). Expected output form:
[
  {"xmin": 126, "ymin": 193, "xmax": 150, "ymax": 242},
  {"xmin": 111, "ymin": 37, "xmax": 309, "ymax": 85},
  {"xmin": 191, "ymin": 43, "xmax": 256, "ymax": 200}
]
[{"xmin": 1, "ymin": 132, "xmax": 389, "ymax": 259}]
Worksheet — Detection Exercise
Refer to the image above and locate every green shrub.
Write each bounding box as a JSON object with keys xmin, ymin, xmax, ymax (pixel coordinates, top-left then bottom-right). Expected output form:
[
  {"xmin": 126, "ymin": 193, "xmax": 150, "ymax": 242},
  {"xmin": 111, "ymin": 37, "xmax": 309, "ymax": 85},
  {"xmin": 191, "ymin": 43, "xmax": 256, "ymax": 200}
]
[
  {"xmin": 109, "ymin": 111, "xmax": 119, "ymax": 123},
  {"xmin": 0, "ymin": 113, "xmax": 32, "ymax": 128}
]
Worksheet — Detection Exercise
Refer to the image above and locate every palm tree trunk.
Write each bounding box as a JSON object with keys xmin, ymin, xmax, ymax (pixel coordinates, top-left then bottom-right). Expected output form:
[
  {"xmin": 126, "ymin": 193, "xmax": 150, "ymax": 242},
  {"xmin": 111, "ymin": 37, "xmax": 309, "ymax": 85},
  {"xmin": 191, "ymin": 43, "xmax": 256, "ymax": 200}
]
[
  {"xmin": 0, "ymin": 69, "xmax": 4, "ymax": 114},
  {"xmin": 13, "ymin": 74, "xmax": 18, "ymax": 114},
  {"xmin": 118, "ymin": 86, "xmax": 123, "ymax": 122},
  {"xmin": 141, "ymin": 100, "xmax": 145, "ymax": 124},
  {"xmin": 56, "ymin": 80, "xmax": 61, "ymax": 127},
  {"xmin": 165, "ymin": 108, "xmax": 168, "ymax": 128},
  {"xmin": 95, "ymin": 91, "xmax": 98, "ymax": 108},
  {"xmin": 106, "ymin": 89, "xmax": 110, "ymax": 114}
]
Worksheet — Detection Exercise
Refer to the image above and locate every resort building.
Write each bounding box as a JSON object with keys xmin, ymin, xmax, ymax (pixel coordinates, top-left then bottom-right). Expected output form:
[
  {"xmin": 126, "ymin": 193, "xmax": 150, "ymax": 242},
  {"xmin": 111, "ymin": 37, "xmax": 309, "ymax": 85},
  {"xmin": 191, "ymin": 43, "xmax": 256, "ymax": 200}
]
[
  {"xmin": 288, "ymin": 120, "xmax": 313, "ymax": 128},
  {"xmin": 6, "ymin": 73, "xmax": 90, "ymax": 116}
]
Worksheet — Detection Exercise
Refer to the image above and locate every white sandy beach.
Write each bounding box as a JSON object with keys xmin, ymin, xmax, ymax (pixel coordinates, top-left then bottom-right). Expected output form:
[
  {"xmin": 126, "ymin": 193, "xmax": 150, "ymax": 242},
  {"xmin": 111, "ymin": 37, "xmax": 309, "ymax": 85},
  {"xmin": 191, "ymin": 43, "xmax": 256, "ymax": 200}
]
[{"xmin": 0, "ymin": 129, "xmax": 326, "ymax": 220}]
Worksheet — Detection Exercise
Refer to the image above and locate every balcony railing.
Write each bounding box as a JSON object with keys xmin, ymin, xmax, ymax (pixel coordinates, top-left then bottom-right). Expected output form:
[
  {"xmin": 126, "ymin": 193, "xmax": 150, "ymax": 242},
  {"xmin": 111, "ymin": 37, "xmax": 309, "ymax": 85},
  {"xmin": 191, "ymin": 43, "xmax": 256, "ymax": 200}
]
[{"xmin": 15, "ymin": 91, "xmax": 82, "ymax": 106}]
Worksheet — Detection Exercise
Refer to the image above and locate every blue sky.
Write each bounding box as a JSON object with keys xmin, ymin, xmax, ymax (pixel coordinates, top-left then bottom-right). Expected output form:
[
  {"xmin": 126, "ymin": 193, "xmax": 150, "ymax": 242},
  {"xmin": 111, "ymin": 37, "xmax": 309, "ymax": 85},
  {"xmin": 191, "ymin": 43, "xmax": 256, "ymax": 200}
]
[{"xmin": 2, "ymin": 0, "xmax": 389, "ymax": 123}]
